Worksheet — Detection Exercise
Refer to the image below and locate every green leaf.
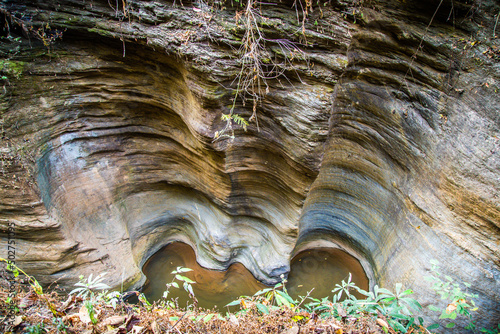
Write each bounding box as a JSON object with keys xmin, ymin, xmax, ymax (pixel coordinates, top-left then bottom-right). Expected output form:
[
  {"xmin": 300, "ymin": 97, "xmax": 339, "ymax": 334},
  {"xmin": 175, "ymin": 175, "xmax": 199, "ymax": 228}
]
[
  {"xmin": 254, "ymin": 288, "xmax": 272, "ymax": 296},
  {"xmin": 276, "ymin": 290, "xmax": 294, "ymax": 305},
  {"xmin": 427, "ymin": 324, "xmax": 440, "ymax": 330},
  {"xmin": 400, "ymin": 289, "xmax": 414, "ymax": 297},
  {"xmin": 203, "ymin": 313, "xmax": 215, "ymax": 322},
  {"xmin": 428, "ymin": 305, "xmax": 441, "ymax": 312},
  {"xmin": 184, "ymin": 282, "xmax": 194, "ymax": 296},
  {"xmin": 175, "ymin": 275, "xmax": 195, "ymax": 284},
  {"xmin": 356, "ymin": 288, "xmax": 372, "ymax": 298},
  {"xmin": 176, "ymin": 267, "xmax": 193, "ymax": 273},
  {"xmin": 225, "ymin": 300, "xmax": 241, "ymax": 307},
  {"xmin": 390, "ymin": 313, "xmax": 410, "ymax": 320},
  {"xmin": 401, "ymin": 297, "xmax": 422, "ymax": 311},
  {"xmin": 275, "ymin": 293, "xmax": 287, "ymax": 307},
  {"xmin": 377, "ymin": 288, "xmax": 394, "ymax": 296},
  {"xmin": 69, "ymin": 287, "xmax": 85, "ymax": 295},
  {"xmin": 170, "ymin": 282, "xmax": 179, "ymax": 289},
  {"xmin": 381, "ymin": 296, "xmax": 396, "ymax": 304},
  {"xmin": 256, "ymin": 303, "xmax": 269, "ymax": 314},
  {"xmin": 139, "ymin": 293, "xmax": 151, "ymax": 306},
  {"xmin": 391, "ymin": 320, "xmax": 407, "ymax": 333},
  {"xmin": 93, "ymin": 283, "xmax": 111, "ymax": 290},
  {"xmin": 445, "ymin": 323, "xmax": 456, "ymax": 328},
  {"xmin": 430, "ymin": 259, "xmax": 439, "ymax": 266},
  {"xmin": 395, "ymin": 283, "xmax": 402, "ymax": 295}
]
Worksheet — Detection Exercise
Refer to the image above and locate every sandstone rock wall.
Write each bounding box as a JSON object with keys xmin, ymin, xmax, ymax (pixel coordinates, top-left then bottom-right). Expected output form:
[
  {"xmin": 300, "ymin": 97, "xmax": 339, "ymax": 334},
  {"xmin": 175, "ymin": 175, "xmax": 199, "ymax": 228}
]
[{"xmin": 0, "ymin": 0, "xmax": 499, "ymax": 328}]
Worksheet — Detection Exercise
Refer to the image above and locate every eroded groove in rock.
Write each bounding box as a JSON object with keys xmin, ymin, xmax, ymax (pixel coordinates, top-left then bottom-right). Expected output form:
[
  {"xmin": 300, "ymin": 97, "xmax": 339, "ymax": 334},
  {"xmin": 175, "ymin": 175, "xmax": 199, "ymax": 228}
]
[
  {"xmin": 0, "ymin": 0, "xmax": 499, "ymax": 328},
  {"xmin": 296, "ymin": 2, "xmax": 500, "ymax": 327}
]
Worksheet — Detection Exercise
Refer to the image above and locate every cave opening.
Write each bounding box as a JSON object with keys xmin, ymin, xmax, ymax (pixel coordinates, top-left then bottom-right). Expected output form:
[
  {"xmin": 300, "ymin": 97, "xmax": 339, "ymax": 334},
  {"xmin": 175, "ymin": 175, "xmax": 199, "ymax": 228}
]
[{"xmin": 141, "ymin": 242, "xmax": 369, "ymax": 310}]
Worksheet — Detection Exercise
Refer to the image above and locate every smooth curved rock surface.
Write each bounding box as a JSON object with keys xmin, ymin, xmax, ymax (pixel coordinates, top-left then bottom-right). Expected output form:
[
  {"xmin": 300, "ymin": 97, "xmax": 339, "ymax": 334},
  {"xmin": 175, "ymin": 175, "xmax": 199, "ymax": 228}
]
[{"xmin": 0, "ymin": 0, "xmax": 499, "ymax": 328}]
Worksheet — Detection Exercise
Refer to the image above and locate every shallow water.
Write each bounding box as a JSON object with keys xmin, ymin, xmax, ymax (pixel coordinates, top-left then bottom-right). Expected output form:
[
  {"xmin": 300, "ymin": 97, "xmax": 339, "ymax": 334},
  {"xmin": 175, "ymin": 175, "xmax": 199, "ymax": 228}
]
[
  {"xmin": 141, "ymin": 243, "xmax": 267, "ymax": 309},
  {"xmin": 287, "ymin": 248, "xmax": 369, "ymax": 301},
  {"xmin": 142, "ymin": 242, "xmax": 369, "ymax": 310}
]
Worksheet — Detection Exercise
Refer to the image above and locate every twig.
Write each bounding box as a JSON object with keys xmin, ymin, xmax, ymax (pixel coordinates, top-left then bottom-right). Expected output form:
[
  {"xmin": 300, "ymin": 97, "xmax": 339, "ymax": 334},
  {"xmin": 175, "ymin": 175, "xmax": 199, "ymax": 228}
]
[
  {"xmin": 494, "ymin": 11, "xmax": 499, "ymax": 38},
  {"xmin": 295, "ymin": 288, "xmax": 314, "ymax": 310},
  {"xmin": 214, "ymin": 0, "xmax": 309, "ymax": 141},
  {"xmin": 167, "ymin": 311, "xmax": 188, "ymax": 334}
]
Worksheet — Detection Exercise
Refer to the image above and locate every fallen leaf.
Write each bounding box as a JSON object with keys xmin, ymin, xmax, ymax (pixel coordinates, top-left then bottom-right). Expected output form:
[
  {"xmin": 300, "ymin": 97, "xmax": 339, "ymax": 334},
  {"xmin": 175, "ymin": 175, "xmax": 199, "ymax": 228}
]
[
  {"xmin": 446, "ymin": 303, "xmax": 457, "ymax": 314},
  {"xmin": 102, "ymin": 330, "xmax": 121, "ymax": 334},
  {"xmin": 376, "ymin": 318, "xmax": 389, "ymax": 329},
  {"xmin": 130, "ymin": 326, "xmax": 145, "ymax": 334},
  {"xmin": 60, "ymin": 295, "xmax": 76, "ymax": 312},
  {"xmin": 20, "ymin": 290, "xmax": 37, "ymax": 308},
  {"xmin": 12, "ymin": 315, "xmax": 23, "ymax": 327},
  {"xmin": 283, "ymin": 324, "xmax": 299, "ymax": 334},
  {"xmin": 336, "ymin": 305, "xmax": 347, "ymax": 318},
  {"xmin": 78, "ymin": 304, "xmax": 91, "ymax": 324},
  {"xmin": 62, "ymin": 313, "xmax": 80, "ymax": 324},
  {"xmin": 229, "ymin": 314, "xmax": 239, "ymax": 325},
  {"xmin": 125, "ymin": 314, "xmax": 141, "ymax": 332},
  {"xmin": 151, "ymin": 320, "xmax": 161, "ymax": 334},
  {"xmin": 329, "ymin": 322, "xmax": 341, "ymax": 331},
  {"xmin": 102, "ymin": 315, "xmax": 127, "ymax": 326}
]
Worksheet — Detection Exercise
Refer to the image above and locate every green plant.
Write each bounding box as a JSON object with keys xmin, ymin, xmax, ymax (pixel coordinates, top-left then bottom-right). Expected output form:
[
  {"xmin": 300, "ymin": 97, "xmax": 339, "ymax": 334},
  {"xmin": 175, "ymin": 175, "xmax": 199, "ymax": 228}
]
[
  {"xmin": 1, "ymin": 258, "xmax": 43, "ymax": 295},
  {"xmin": 138, "ymin": 292, "xmax": 153, "ymax": 311},
  {"xmin": 99, "ymin": 290, "xmax": 121, "ymax": 309},
  {"xmin": 480, "ymin": 324, "xmax": 500, "ymax": 334},
  {"xmin": 306, "ymin": 274, "xmax": 422, "ymax": 333},
  {"xmin": 355, "ymin": 283, "xmax": 423, "ymax": 333},
  {"xmin": 69, "ymin": 273, "xmax": 110, "ymax": 299},
  {"xmin": 3, "ymin": 296, "xmax": 20, "ymax": 313},
  {"xmin": 24, "ymin": 323, "xmax": 45, "ymax": 334},
  {"xmin": 226, "ymin": 274, "xmax": 296, "ymax": 315},
  {"xmin": 68, "ymin": 272, "xmax": 124, "ymax": 322},
  {"xmin": 215, "ymin": 113, "xmax": 249, "ymax": 140},
  {"xmin": 52, "ymin": 317, "xmax": 68, "ymax": 333},
  {"xmin": 226, "ymin": 273, "xmax": 423, "ymax": 332},
  {"xmin": 161, "ymin": 267, "xmax": 197, "ymax": 306},
  {"xmin": 84, "ymin": 299, "xmax": 99, "ymax": 325},
  {"xmin": 425, "ymin": 260, "xmax": 478, "ymax": 331}
]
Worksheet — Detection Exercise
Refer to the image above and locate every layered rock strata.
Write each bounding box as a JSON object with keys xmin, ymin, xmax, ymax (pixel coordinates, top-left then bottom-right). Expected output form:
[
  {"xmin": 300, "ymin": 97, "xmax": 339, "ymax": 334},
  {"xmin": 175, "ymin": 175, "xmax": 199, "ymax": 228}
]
[{"xmin": 0, "ymin": 0, "xmax": 499, "ymax": 327}]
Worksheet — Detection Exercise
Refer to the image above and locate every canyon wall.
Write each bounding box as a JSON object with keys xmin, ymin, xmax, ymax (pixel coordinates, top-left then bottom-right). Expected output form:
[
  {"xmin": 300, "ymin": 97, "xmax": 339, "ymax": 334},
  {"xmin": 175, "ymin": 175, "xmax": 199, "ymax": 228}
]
[{"xmin": 0, "ymin": 0, "xmax": 499, "ymax": 328}]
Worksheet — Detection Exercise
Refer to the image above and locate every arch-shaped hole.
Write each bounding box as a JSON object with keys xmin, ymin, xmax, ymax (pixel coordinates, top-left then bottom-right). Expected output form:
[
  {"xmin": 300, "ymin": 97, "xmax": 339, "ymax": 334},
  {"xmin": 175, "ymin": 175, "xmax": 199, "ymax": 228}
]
[
  {"xmin": 287, "ymin": 247, "xmax": 369, "ymax": 300},
  {"xmin": 141, "ymin": 242, "xmax": 370, "ymax": 310},
  {"xmin": 141, "ymin": 242, "xmax": 267, "ymax": 309}
]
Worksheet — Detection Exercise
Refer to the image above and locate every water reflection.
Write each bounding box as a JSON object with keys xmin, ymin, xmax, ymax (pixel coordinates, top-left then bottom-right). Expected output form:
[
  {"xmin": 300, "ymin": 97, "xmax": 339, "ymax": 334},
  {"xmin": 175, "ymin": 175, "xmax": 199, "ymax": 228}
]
[
  {"xmin": 287, "ymin": 248, "xmax": 368, "ymax": 300},
  {"xmin": 142, "ymin": 242, "xmax": 369, "ymax": 310},
  {"xmin": 141, "ymin": 243, "xmax": 267, "ymax": 309}
]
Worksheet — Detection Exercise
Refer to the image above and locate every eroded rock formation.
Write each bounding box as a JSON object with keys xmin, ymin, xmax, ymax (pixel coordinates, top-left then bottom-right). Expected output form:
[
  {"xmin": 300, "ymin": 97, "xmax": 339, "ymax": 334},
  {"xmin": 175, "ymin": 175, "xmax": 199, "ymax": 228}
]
[{"xmin": 0, "ymin": 0, "xmax": 499, "ymax": 327}]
